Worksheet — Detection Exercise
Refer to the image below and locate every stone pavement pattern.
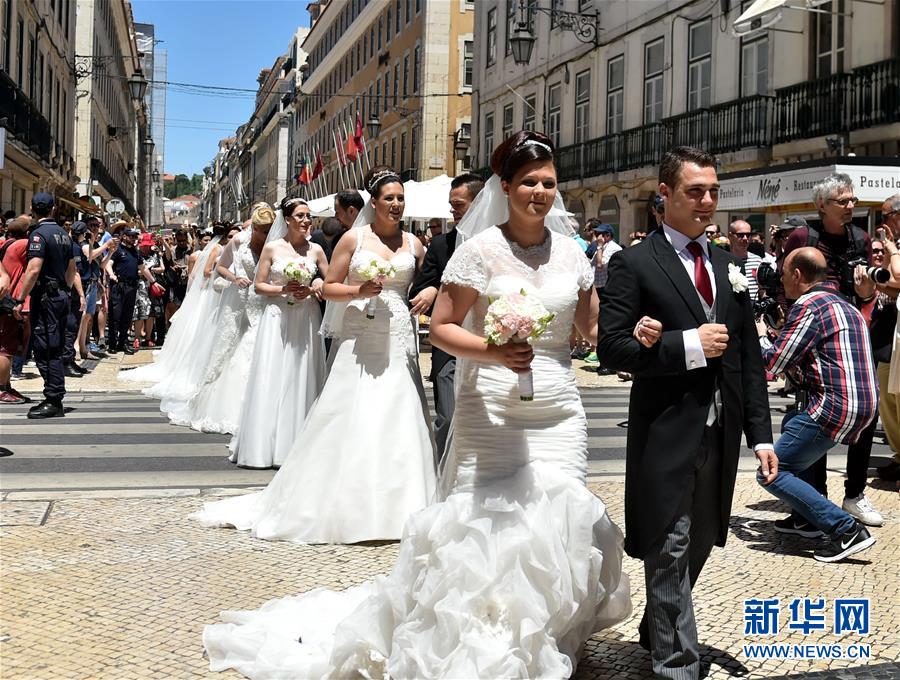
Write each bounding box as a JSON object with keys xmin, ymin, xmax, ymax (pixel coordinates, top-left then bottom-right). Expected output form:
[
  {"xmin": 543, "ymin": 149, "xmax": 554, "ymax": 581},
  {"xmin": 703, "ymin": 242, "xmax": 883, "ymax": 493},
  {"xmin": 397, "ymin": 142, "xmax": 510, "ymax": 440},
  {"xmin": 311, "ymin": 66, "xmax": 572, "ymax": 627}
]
[{"xmin": 1, "ymin": 480, "xmax": 897, "ymax": 679}]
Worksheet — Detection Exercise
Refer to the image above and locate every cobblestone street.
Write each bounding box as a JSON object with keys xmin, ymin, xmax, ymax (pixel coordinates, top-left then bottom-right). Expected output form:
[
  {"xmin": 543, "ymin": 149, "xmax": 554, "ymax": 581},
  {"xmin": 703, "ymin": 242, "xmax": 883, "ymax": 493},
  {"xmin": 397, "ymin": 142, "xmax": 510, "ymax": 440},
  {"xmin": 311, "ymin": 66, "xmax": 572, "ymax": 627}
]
[{"xmin": 2, "ymin": 479, "xmax": 897, "ymax": 679}]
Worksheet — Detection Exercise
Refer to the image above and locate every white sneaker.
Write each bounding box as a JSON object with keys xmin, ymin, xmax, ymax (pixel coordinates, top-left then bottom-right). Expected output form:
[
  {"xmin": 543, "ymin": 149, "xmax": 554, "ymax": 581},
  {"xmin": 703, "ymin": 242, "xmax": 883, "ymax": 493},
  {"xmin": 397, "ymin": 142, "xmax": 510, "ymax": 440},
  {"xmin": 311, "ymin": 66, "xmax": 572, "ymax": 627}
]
[{"xmin": 842, "ymin": 494, "xmax": 884, "ymax": 527}]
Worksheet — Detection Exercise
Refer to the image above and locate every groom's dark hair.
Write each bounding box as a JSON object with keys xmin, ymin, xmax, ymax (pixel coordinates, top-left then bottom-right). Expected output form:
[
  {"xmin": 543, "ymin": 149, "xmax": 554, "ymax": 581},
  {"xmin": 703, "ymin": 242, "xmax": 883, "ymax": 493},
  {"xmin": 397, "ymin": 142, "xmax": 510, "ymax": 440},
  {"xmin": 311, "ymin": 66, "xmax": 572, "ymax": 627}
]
[{"xmin": 659, "ymin": 146, "xmax": 717, "ymax": 189}]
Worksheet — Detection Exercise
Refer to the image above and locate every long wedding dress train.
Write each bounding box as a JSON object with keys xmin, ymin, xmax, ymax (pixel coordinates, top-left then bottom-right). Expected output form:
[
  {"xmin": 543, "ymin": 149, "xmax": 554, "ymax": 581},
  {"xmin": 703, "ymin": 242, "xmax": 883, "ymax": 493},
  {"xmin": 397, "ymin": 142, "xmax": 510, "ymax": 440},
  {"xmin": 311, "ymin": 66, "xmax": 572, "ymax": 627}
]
[
  {"xmin": 118, "ymin": 242, "xmax": 217, "ymax": 384},
  {"xmin": 199, "ymin": 227, "xmax": 631, "ymax": 679}
]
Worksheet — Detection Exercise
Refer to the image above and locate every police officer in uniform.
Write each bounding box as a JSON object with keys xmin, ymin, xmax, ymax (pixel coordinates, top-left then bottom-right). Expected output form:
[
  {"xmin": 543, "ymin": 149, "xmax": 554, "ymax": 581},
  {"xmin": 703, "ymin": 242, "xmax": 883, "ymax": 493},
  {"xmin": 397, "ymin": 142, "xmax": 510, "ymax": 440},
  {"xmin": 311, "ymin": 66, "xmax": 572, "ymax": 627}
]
[
  {"xmin": 12, "ymin": 193, "xmax": 79, "ymax": 419},
  {"xmin": 106, "ymin": 227, "xmax": 152, "ymax": 354},
  {"xmin": 63, "ymin": 221, "xmax": 88, "ymax": 377}
]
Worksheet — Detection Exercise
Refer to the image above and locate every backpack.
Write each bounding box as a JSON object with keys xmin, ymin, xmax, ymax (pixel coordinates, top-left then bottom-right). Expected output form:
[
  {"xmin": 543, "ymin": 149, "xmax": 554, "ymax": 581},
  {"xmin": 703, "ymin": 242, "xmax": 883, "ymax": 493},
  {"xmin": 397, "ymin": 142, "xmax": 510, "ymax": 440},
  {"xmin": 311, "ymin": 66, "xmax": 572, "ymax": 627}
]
[{"xmin": 805, "ymin": 224, "xmax": 868, "ymax": 259}]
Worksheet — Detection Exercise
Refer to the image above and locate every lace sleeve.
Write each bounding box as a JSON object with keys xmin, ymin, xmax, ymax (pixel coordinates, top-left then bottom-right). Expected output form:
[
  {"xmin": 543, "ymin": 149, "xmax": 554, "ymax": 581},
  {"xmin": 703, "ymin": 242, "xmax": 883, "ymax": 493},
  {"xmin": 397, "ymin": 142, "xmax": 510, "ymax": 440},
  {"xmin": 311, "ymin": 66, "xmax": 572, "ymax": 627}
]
[
  {"xmin": 565, "ymin": 238, "xmax": 594, "ymax": 291},
  {"xmin": 442, "ymin": 239, "xmax": 487, "ymax": 294}
]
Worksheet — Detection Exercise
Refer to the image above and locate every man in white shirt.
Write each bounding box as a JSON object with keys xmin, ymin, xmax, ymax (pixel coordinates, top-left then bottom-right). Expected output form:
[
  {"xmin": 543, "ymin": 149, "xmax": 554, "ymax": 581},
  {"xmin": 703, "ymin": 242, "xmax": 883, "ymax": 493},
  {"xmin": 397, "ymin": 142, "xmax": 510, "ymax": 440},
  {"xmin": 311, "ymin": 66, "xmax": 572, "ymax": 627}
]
[
  {"xmin": 591, "ymin": 223, "xmax": 622, "ymax": 297},
  {"xmin": 729, "ymin": 219, "xmax": 761, "ymax": 301}
]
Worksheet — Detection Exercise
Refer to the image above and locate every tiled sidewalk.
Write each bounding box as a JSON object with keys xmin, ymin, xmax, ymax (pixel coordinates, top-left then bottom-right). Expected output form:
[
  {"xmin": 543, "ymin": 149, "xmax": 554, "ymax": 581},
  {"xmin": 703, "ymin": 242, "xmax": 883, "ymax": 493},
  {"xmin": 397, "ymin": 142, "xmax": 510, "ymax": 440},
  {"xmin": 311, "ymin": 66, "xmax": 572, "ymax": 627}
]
[{"xmin": 1, "ymin": 479, "xmax": 896, "ymax": 679}]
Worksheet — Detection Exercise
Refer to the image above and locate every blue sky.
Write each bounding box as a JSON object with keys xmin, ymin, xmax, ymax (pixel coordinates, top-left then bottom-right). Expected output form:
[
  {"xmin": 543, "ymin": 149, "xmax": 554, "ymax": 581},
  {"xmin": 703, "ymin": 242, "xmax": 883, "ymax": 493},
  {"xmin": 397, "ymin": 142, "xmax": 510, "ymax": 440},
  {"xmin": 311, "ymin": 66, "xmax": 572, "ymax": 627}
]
[{"xmin": 131, "ymin": 0, "xmax": 310, "ymax": 177}]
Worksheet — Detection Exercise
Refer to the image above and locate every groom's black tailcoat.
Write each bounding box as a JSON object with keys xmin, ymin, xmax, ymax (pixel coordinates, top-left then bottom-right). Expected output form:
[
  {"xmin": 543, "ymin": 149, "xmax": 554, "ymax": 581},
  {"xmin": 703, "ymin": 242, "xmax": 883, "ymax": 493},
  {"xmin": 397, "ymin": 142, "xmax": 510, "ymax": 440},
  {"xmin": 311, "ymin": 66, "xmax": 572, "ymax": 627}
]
[{"xmin": 597, "ymin": 229, "xmax": 772, "ymax": 559}]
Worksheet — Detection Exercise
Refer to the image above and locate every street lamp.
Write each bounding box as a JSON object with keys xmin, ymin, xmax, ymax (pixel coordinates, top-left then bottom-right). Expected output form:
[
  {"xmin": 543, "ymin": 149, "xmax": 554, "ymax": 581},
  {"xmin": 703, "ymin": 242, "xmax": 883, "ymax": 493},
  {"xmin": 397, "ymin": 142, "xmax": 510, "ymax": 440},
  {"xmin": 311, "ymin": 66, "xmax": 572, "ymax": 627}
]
[
  {"xmin": 151, "ymin": 169, "xmax": 160, "ymax": 184},
  {"xmin": 453, "ymin": 131, "xmax": 470, "ymax": 165},
  {"xmin": 367, "ymin": 115, "xmax": 381, "ymax": 140},
  {"xmin": 509, "ymin": 2, "xmax": 601, "ymax": 66},
  {"xmin": 509, "ymin": 22, "xmax": 536, "ymax": 65},
  {"xmin": 154, "ymin": 186, "xmax": 162, "ymax": 197},
  {"xmin": 128, "ymin": 69, "xmax": 149, "ymax": 101}
]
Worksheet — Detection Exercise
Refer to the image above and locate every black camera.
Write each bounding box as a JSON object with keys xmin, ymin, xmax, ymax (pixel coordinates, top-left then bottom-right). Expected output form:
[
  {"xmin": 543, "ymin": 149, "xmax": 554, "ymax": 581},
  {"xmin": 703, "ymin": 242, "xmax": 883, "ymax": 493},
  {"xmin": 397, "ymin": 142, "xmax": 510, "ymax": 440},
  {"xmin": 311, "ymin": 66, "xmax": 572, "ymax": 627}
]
[
  {"xmin": 865, "ymin": 266, "xmax": 891, "ymax": 284},
  {"xmin": 756, "ymin": 262, "xmax": 780, "ymax": 295}
]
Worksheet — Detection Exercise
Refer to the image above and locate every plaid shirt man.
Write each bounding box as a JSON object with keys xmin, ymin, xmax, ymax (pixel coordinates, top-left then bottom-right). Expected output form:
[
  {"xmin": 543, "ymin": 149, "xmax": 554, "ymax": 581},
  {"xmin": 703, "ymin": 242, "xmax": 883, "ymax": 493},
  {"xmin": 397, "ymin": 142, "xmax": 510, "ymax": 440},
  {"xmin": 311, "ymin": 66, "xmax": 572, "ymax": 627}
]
[{"xmin": 763, "ymin": 284, "xmax": 878, "ymax": 444}]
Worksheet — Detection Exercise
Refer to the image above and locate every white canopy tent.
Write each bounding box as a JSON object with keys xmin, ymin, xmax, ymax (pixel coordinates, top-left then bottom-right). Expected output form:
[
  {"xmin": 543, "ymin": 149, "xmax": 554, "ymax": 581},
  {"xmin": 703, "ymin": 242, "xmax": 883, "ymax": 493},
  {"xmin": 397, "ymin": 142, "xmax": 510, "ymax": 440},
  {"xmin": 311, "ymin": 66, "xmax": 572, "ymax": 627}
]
[{"xmin": 304, "ymin": 173, "xmax": 573, "ymax": 221}]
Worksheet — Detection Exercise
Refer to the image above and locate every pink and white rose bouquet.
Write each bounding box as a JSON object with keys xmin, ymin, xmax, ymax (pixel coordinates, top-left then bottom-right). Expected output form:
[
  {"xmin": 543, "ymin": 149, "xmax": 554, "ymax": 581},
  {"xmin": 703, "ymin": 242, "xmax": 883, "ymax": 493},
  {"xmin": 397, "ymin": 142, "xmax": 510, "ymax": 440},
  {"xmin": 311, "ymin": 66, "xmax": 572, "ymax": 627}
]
[
  {"xmin": 356, "ymin": 259, "xmax": 397, "ymax": 319},
  {"xmin": 484, "ymin": 290, "xmax": 555, "ymax": 401},
  {"xmin": 283, "ymin": 260, "xmax": 315, "ymax": 305}
]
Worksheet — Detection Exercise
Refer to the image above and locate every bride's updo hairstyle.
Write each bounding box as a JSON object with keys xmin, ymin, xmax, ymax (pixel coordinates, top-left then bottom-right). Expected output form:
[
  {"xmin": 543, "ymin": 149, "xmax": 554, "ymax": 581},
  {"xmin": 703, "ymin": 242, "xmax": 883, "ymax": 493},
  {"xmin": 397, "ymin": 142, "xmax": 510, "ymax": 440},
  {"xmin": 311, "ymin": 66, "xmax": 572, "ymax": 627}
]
[
  {"xmin": 250, "ymin": 202, "xmax": 275, "ymax": 226},
  {"xmin": 280, "ymin": 196, "xmax": 308, "ymax": 216},
  {"xmin": 491, "ymin": 131, "xmax": 555, "ymax": 183},
  {"xmin": 364, "ymin": 165, "xmax": 403, "ymax": 198}
]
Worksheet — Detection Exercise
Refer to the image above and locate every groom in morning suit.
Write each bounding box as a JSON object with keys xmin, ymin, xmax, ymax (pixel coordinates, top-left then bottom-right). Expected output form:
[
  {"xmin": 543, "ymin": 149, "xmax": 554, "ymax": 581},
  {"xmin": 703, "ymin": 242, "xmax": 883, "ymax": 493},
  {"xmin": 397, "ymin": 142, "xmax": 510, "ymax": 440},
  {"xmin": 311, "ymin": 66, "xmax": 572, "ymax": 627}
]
[
  {"xmin": 596, "ymin": 147, "xmax": 777, "ymax": 680},
  {"xmin": 409, "ymin": 173, "xmax": 484, "ymax": 459}
]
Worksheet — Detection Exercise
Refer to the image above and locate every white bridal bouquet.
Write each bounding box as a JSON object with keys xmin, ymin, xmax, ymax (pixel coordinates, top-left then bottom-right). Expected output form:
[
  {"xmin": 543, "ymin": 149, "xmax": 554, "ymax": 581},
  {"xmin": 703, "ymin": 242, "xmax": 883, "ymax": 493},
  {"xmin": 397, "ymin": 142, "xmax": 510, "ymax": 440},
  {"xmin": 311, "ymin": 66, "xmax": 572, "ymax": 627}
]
[
  {"xmin": 282, "ymin": 260, "xmax": 315, "ymax": 305},
  {"xmin": 484, "ymin": 290, "xmax": 555, "ymax": 401},
  {"xmin": 357, "ymin": 259, "xmax": 397, "ymax": 319}
]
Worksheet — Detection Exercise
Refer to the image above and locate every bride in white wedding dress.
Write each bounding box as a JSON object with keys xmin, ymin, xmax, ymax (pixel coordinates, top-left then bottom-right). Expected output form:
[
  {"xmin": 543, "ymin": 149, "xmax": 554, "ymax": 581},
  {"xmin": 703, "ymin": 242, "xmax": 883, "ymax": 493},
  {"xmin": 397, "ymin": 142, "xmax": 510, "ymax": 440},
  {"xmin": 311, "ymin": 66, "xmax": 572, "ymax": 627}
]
[
  {"xmin": 200, "ymin": 134, "xmax": 631, "ymax": 679},
  {"xmin": 166, "ymin": 205, "xmax": 275, "ymax": 434},
  {"xmin": 192, "ymin": 167, "xmax": 437, "ymax": 540}
]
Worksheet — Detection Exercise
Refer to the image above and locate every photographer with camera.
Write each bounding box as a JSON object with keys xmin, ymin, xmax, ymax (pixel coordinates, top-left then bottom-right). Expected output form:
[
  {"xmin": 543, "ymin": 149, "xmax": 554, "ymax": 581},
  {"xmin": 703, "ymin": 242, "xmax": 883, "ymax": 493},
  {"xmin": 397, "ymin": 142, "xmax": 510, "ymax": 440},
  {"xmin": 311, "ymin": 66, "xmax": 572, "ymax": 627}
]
[{"xmin": 775, "ymin": 174, "xmax": 884, "ymax": 529}]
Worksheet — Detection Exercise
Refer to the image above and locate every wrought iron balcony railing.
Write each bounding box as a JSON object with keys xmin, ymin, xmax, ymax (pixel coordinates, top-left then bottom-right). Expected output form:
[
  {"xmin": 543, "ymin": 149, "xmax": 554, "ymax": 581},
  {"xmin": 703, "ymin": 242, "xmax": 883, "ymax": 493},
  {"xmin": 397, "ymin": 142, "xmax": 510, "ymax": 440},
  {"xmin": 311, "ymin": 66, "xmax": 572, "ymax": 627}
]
[{"xmin": 0, "ymin": 69, "xmax": 53, "ymax": 161}]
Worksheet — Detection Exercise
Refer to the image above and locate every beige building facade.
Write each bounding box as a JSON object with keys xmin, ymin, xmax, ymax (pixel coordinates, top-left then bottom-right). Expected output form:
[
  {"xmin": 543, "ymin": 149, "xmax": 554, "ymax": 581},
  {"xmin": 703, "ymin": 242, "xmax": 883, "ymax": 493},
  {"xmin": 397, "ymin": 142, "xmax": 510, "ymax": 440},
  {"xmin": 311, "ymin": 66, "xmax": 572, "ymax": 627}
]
[
  {"xmin": 294, "ymin": 0, "xmax": 474, "ymax": 196},
  {"xmin": 74, "ymin": 0, "xmax": 146, "ymax": 217},
  {"xmin": 0, "ymin": 0, "xmax": 79, "ymax": 215},
  {"xmin": 472, "ymin": 0, "xmax": 899, "ymax": 238}
]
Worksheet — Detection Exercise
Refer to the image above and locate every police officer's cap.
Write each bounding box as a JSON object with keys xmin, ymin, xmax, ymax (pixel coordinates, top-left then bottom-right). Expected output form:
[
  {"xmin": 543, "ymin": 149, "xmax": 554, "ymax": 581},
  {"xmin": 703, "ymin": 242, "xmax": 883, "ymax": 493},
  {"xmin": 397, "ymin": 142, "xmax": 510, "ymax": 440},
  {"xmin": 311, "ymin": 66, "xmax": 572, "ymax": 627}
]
[
  {"xmin": 31, "ymin": 192, "xmax": 55, "ymax": 211},
  {"xmin": 71, "ymin": 221, "xmax": 88, "ymax": 235}
]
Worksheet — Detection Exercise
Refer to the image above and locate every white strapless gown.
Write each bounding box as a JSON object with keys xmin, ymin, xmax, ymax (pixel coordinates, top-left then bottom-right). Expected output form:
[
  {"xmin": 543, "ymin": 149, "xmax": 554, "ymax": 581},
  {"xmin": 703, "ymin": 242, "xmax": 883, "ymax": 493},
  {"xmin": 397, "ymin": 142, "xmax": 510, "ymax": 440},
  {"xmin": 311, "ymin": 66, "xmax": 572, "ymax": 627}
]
[
  {"xmin": 167, "ymin": 240, "xmax": 263, "ymax": 434},
  {"xmin": 223, "ymin": 253, "xmax": 326, "ymax": 468},
  {"xmin": 118, "ymin": 245, "xmax": 216, "ymax": 385},
  {"xmin": 193, "ymin": 233, "xmax": 437, "ymax": 540},
  {"xmin": 199, "ymin": 227, "xmax": 631, "ymax": 679}
]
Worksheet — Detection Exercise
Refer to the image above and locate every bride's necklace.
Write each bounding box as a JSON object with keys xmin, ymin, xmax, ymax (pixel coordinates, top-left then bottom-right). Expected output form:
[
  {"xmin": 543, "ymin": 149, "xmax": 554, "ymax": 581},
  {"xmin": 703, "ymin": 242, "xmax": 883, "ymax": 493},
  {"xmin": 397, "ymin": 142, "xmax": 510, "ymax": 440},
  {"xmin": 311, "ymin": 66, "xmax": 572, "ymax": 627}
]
[{"xmin": 499, "ymin": 222, "xmax": 549, "ymax": 250}]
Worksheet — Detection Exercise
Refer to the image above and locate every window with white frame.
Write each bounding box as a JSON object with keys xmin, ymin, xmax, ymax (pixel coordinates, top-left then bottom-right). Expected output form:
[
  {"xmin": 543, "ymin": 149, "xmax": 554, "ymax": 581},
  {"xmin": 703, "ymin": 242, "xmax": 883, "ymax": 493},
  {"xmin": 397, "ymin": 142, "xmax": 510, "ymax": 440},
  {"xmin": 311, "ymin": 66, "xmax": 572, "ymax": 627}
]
[
  {"xmin": 607, "ymin": 55, "xmax": 624, "ymax": 134},
  {"xmin": 814, "ymin": 0, "xmax": 845, "ymax": 77},
  {"xmin": 502, "ymin": 103, "xmax": 514, "ymax": 141},
  {"xmin": 687, "ymin": 18, "xmax": 712, "ymax": 110},
  {"xmin": 483, "ymin": 111, "xmax": 495, "ymax": 164},
  {"xmin": 741, "ymin": 35, "xmax": 768, "ymax": 96},
  {"xmin": 574, "ymin": 69, "xmax": 590, "ymax": 143},
  {"xmin": 486, "ymin": 8, "xmax": 497, "ymax": 67},
  {"xmin": 463, "ymin": 40, "xmax": 473, "ymax": 87},
  {"xmin": 523, "ymin": 94, "xmax": 536, "ymax": 130},
  {"xmin": 643, "ymin": 38, "xmax": 664, "ymax": 124},
  {"xmin": 547, "ymin": 83, "xmax": 562, "ymax": 147}
]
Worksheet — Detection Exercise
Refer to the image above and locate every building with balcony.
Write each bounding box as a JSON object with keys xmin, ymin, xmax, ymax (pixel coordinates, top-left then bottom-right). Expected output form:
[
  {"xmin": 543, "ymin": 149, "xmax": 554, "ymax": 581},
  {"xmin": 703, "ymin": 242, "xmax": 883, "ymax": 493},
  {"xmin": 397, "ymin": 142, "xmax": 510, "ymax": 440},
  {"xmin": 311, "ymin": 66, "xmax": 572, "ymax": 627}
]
[
  {"xmin": 471, "ymin": 0, "xmax": 899, "ymax": 237},
  {"xmin": 74, "ymin": 0, "xmax": 148, "ymax": 218},
  {"xmin": 294, "ymin": 0, "xmax": 474, "ymax": 195},
  {"xmin": 0, "ymin": 0, "xmax": 79, "ymax": 215}
]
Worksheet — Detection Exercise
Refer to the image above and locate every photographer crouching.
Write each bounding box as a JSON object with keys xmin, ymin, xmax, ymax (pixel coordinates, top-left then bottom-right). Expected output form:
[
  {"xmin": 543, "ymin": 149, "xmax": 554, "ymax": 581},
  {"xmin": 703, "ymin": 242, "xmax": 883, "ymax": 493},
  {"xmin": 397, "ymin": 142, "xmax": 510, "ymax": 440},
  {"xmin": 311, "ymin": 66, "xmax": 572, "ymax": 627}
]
[
  {"xmin": 766, "ymin": 174, "xmax": 886, "ymax": 530},
  {"xmin": 757, "ymin": 248, "xmax": 878, "ymax": 562}
]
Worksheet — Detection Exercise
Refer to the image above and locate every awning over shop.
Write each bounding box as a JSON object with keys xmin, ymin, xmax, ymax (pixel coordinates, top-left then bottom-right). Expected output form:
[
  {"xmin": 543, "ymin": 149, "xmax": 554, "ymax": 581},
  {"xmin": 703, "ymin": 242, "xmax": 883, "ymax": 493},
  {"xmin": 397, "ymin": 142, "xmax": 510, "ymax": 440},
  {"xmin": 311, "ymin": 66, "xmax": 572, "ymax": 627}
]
[
  {"xmin": 57, "ymin": 195, "xmax": 104, "ymax": 216},
  {"xmin": 716, "ymin": 157, "xmax": 900, "ymax": 212},
  {"xmin": 733, "ymin": 0, "xmax": 790, "ymax": 35}
]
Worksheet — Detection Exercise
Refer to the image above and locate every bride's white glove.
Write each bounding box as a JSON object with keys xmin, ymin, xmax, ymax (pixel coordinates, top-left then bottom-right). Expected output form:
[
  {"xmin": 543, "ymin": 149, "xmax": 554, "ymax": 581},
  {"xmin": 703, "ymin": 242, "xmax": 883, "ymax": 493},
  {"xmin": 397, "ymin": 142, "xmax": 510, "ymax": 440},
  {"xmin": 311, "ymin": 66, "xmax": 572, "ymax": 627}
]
[{"xmin": 633, "ymin": 316, "xmax": 662, "ymax": 348}]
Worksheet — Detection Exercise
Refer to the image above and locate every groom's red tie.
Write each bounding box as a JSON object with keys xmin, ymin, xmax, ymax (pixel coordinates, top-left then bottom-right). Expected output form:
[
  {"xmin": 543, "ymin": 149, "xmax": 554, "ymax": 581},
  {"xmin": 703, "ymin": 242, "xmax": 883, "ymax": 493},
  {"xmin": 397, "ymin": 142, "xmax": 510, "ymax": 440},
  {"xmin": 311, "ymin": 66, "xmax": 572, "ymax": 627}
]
[{"xmin": 686, "ymin": 241, "xmax": 714, "ymax": 307}]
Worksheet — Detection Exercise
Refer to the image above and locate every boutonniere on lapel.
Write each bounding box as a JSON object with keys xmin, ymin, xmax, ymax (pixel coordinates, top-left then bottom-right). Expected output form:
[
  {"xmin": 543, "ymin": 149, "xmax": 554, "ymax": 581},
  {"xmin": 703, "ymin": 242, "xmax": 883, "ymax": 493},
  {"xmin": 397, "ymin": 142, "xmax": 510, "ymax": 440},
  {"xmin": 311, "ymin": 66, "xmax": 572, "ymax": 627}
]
[{"xmin": 727, "ymin": 263, "xmax": 749, "ymax": 293}]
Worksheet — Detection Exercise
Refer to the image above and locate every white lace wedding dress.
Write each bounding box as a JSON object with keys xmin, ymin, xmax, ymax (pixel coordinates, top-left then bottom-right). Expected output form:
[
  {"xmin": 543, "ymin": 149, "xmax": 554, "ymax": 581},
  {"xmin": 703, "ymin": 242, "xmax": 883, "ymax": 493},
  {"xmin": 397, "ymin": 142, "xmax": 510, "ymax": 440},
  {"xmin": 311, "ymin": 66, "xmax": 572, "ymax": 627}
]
[
  {"xmin": 200, "ymin": 226, "xmax": 631, "ymax": 679},
  {"xmin": 222, "ymin": 251, "xmax": 327, "ymax": 468},
  {"xmin": 192, "ymin": 229, "xmax": 438, "ymax": 540},
  {"xmin": 167, "ymin": 238, "xmax": 263, "ymax": 434}
]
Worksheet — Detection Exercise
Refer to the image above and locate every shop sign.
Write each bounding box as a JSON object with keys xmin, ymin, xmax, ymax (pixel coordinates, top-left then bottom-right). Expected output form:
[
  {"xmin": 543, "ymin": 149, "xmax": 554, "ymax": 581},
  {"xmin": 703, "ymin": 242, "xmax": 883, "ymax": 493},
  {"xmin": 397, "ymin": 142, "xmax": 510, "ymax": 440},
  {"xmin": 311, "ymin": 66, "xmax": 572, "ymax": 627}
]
[{"xmin": 717, "ymin": 164, "xmax": 900, "ymax": 211}]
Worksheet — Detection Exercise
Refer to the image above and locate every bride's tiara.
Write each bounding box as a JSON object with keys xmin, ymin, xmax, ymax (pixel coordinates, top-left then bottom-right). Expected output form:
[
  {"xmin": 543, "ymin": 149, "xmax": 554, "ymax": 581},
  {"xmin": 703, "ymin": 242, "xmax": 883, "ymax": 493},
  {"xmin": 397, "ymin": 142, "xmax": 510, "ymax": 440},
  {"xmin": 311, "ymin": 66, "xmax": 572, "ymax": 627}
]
[
  {"xmin": 519, "ymin": 139, "xmax": 553, "ymax": 154},
  {"xmin": 366, "ymin": 169, "xmax": 402, "ymax": 193}
]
